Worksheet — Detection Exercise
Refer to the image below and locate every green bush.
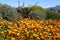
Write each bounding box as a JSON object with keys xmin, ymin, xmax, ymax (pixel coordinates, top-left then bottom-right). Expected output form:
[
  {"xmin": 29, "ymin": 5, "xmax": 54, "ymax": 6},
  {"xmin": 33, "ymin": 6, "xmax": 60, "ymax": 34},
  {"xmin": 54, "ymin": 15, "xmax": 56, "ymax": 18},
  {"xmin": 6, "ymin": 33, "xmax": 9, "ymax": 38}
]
[
  {"xmin": 30, "ymin": 10, "xmax": 46, "ymax": 20},
  {"xmin": 0, "ymin": 4, "xmax": 21, "ymax": 21},
  {"xmin": 46, "ymin": 11, "xmax": 60, "ymax": 19},
  {"xmin": 31, "ymin": 6, "xmax": 46, "ymax": 13}
]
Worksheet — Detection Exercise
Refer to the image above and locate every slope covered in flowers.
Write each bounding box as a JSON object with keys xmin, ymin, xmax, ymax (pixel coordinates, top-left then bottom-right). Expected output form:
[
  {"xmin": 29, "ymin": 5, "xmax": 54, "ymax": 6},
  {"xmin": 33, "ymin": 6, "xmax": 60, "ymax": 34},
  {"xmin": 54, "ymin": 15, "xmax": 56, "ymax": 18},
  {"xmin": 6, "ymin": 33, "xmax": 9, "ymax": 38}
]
[{"xmin": 0, "ymin": 19, "xmax": 60, "ymax": 40}]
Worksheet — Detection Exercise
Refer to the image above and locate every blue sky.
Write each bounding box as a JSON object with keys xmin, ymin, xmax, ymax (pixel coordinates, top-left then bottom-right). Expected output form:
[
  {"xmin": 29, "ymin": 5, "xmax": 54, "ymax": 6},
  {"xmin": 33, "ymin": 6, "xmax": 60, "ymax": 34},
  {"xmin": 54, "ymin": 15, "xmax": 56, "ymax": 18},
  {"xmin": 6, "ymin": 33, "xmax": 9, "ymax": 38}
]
[{"xmin": 0, "ymin": 0, "xmax": 60, "ymax": 8}]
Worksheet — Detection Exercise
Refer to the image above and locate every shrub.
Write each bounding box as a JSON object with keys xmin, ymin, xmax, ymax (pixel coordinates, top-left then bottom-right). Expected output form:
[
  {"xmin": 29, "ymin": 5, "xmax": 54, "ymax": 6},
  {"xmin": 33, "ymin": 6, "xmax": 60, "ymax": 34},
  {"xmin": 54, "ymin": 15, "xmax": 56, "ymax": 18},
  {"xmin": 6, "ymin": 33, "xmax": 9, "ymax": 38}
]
[
  {"xmin": 46, "ymin": 11, "xmax": 60, "ymax": 19},
  {"xmin": 0, "ymin": 4, "xmax": 21, "ymax": 21},
  {"xmin": 30, "ymin": 10, "xmax": 46, "ymax": 20}
]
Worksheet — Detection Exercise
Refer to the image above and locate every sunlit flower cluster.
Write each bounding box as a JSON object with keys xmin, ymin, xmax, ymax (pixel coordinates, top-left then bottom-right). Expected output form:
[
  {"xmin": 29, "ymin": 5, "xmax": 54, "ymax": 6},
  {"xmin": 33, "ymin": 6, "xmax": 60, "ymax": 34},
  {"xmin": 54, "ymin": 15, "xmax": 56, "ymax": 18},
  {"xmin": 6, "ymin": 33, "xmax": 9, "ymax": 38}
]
[{"xmin": 0, "ymin": 19, "xmax": 60, "ymax": 40}]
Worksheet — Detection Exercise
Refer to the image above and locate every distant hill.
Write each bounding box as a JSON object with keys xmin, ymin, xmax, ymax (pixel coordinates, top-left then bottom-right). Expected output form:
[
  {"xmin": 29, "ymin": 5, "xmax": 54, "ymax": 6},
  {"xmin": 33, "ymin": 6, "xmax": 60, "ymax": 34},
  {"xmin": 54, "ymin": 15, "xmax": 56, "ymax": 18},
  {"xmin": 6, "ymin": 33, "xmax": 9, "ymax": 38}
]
[
  {"xmin": 47, "ymin": 5, "xmax": 60, "ymax": 12},
  {"xmin": 47, "ymin": 5, "xmax": 60, "ymax": 19}
]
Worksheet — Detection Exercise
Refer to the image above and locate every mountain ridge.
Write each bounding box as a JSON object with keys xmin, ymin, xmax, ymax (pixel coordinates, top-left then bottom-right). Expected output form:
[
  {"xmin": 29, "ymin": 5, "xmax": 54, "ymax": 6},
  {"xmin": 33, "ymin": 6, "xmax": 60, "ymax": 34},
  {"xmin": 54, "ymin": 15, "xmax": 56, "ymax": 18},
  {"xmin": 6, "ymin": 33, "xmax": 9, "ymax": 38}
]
[{"xmin": 47, "ymin": 5, "xmax": 60, "ymax": 11}]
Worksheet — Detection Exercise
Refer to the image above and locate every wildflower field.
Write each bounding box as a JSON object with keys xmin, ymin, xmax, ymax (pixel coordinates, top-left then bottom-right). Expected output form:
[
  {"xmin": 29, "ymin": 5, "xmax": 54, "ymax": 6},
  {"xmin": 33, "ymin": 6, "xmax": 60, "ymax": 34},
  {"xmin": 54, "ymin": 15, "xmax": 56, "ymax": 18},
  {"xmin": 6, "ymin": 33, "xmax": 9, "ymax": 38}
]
[{"xmin": 0, "ymin": 19, "xmax": 60, "ymax": 40}]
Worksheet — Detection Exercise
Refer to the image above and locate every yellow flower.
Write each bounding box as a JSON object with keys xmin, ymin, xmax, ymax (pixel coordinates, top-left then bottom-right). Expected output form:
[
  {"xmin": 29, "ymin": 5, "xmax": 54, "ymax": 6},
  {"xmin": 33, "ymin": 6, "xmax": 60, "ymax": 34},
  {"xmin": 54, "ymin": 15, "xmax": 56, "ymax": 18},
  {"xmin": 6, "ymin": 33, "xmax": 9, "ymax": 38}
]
[
  {"xmin": 14, "ymin": 29, "xmax": 18, "ymax": 32},
  {"xmin": 34, "ymin": 29, "xmax": 37, "ymax": 31},
  {"xmin": 40, "ymin": 33, "xmax": 43, "ymax": 36},
  {"xmin": 33, "ymin": 34, "xmax": 39, "ymax": 37},
  {"xmin": 0, "ymin": 21, "xmax": 5, "ymax": 25},
  {"xmin": 43, "ymin": 32, "xmax": 48, "ymax": 35},
  {"xmin": 0, "ymin": 26, "xmax": 2, "ymax": 28},
  {"xmin": 8, "ymin": 30, "xmax": 12, "ymax": 35},
  {"xmin": 41, "ymin": 36, "xmax": 45, "ymax": 39},
  {"xmin": 37, "ymin": 37, "xmax": 40, "ymax": 40},
  {"xmin": 11, "ymin": 37, "xmax": 15, "ymax": 40},
  {"xmin": 9, "ymin": 22, "xmax": 13, "ymax": 25},
  {"xmin": 1, "ymin": 31, "xmax": 4, "ymax": 35},
  {"xmin": 25, "ymin": 28, "xmax": 27, "ymax": 32},
  {"xmin": 17, "ymin": 33, "xmax": 20, "ymax": 36},
  {"xmin": 26, "ymin": 32, "xmax": 29, "ymax": 37},
  {"xmin": 48, "ymin": 25, "xmax": 53, "ymax": 29},
  {"xmin": 8, "ymin": 26, "xmax": 13, "ymax": 29}
]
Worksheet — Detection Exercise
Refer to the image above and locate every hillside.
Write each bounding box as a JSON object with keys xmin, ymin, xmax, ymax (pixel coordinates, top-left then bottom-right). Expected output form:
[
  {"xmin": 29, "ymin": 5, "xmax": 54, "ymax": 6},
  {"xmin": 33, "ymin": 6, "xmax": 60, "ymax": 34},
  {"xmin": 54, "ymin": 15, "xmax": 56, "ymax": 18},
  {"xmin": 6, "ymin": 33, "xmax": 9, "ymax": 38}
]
[{"xmin": 47, "ymin": 5, "xmax": 60, "ymax": 12}]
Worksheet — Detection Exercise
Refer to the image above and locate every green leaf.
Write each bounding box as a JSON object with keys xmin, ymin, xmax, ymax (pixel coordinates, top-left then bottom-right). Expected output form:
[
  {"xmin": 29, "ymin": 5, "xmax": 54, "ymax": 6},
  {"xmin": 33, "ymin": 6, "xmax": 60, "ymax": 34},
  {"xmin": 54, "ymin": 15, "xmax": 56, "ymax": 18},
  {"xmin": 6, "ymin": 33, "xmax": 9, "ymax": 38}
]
[
  {"xmin": 0, "ymin": 36, "xmax": 4, "ymax": 40},
  {"xmin": 0, "ymin": 28, "xmax": 5, "ymax": 32},
  {"xmin": 33, "ymin": 36, "xmax": 36, "ymax": 40}
]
